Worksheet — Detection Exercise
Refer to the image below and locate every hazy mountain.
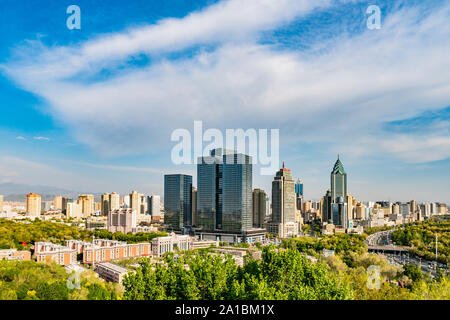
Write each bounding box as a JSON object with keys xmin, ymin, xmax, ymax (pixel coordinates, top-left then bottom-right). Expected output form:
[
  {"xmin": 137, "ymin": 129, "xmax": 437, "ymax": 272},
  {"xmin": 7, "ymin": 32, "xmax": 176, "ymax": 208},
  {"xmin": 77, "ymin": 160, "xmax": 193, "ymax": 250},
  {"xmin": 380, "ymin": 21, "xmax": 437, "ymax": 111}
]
[{"xmin": 0, "ymin": 183, "xmax": 100, "ymax": 201}]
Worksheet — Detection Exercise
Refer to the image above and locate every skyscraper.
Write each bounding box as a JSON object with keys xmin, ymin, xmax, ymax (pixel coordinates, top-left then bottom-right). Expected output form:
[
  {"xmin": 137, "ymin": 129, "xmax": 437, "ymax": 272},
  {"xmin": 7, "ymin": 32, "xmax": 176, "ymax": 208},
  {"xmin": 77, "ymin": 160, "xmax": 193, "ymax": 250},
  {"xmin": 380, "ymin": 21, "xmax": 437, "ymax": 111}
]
[
  {"xmin": 130, "ymin": 191, "xmax": 140, "ymax": 215},
  {"xmin": 322, "ymin": 156, "xmax": 349, "ymax": 229},
  {"xmin": 108, "ymin": 209, "xmax": 136, "ymax": 234},
  {"xmin": 53, "ymin": 196, "xmax": 63, "ymax": 211},
  {"xmin": 331, "ymin": 155, "xmax": 347, "ymax": 203},
  {"xmin": 295, "ymin": 178, "xmax": 303, "ymax": 211},
  {"xmin": 101, "ymin": 193, "xmax": 110, "ymax": 216},
  {"xmin": 78, "ymin": 194, "xmax": 95, "ymax": 217},
  {"xmin": 268, "ymin": 162, "xmax": 297, "ymax": 238},
  {"xmin": 62, "ymin": 197, "xmax": 72, "ymax": 215},
  {"xmin": 197, "ymin": 148, "xmax": 252, "ymax": 233},
  {"xmin": 252, "ymin": 189, "xmax": 266, "ymax": 228},
  {"xmin": 192, "ymin": 187, "xmax": 197, "ymax": 226},
  {"xmin": 164, "ymin": 174, "xmax": 193, "ymax": 230},
  {"xmin": 26, "ymin": 193, "xmax": 41, "ymax": 217},
  {"xmin": 149, "ymin": 194, "xmax": 161, "ymax": 216},
  {"xmin": 109, "ymin": 192, "xmax": 120, "ymax": 211}
]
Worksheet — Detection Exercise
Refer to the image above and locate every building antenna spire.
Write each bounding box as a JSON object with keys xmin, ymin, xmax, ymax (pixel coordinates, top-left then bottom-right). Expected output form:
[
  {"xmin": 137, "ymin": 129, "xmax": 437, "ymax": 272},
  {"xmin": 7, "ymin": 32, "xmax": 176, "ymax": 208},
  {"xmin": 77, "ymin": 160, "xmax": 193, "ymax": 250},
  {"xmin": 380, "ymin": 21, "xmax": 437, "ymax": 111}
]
[
  {"xmin": 282, "ymin": 161, "xmax": 285, "ymax": 169},
  {"xmin": 338, "ymin": 154, "xmax": 340, "ymax": 160}
]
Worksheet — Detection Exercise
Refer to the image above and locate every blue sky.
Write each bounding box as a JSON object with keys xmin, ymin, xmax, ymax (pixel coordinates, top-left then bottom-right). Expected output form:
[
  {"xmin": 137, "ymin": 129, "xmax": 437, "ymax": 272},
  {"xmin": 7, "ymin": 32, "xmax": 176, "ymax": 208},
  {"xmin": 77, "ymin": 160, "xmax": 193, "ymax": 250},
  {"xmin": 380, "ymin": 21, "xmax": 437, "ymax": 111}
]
[{"xmin": 0, "ymin": 0, "xmax": 449, "ymax": 203}]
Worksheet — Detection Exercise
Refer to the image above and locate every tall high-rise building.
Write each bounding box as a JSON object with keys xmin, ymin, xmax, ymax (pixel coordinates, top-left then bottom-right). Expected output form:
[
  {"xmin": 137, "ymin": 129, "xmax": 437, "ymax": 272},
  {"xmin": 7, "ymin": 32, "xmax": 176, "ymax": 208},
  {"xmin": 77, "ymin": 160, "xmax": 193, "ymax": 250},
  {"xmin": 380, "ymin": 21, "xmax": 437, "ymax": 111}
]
[
  {"xmin": 322, "ymin": 156, "xmax": 349, "ymax": 229},
  {"xmin": 78, "ymin": 194, "xmax": 95, "ymax": 217},
  {"xmin": 26, "ymin": 193, "xmax": 41, "ymax": 216},
  {"xmin": 149, "ymin": 194, "xmax": 161, "ymax": 216},
  {"xmin": 295, "ymin": 178, "xmax": 303, "ymax": 211},
  {"xmin": 53, "ymin": 196, "xmax": 63, "ymax": 211},
  {"xmin": 331, "ymin": 155, "xmax": 347, "ymax": 203},
  {"xmin": 139, "ymin": 194, "xmax": 147, "ymax": 215},
  {"xmin": 66, "ymin": 201, "xmax": 83, "ymax": 219},
  {"xmin": 130, "ymin": 191, "xmax": 140, "ymax": 215},
  {"xmin": 164, "ymin": 174, "xmax": 193, "ymax": 230},
  {"xmin": 197, "ymin": 148, "xmax": 252, "ymax": 233},
  {"xmin": 101, "ymin": 193, "xmax": 110, "ymax": 216},
  {"xmin": 192, "ymin": 188, "xmax": 197, "ymax": 226},
  {"xmin": 62, "ymin": 197, "xmax": 72, "ymax": 215},
  {"xmin": 108, "ymin": 209, "xmax": 136, "ymax": 234},
  {"xmin": 252, "ymin": 189, "xmax": 266, "ymax": 228},
  {"xmin": 268, "ymin": 163, "xmax": 297, "ymax": 238},
  {"xmin": 122, "ymin": 195, "xmax": 130, "ymax": 208},
  {"xmin": 355, "ymin": 202, "xmax": 366, "ymax": 219},
  {"xmin": 430, "ymin": 202, "xmax": 438, "ymax": 215},
  {"xmin": 109, "ymin": 192, "xmax": 120, "ymax": 211}
]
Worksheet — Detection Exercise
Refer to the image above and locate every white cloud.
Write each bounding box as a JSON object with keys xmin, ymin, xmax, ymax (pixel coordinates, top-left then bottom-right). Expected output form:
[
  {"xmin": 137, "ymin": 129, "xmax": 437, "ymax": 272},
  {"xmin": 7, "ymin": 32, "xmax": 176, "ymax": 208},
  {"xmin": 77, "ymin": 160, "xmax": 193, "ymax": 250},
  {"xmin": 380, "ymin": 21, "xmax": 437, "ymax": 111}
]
[
  {"xmin": 2, "ymin": 0, "xmax": 450, "ymax": 164},
  {"xmin": 33, "ymin": 136, "xmax": 50, "ymax": 141},
  {"xmin": 16, "ymin": 136, "xmax": 26, "ymax": 140}
]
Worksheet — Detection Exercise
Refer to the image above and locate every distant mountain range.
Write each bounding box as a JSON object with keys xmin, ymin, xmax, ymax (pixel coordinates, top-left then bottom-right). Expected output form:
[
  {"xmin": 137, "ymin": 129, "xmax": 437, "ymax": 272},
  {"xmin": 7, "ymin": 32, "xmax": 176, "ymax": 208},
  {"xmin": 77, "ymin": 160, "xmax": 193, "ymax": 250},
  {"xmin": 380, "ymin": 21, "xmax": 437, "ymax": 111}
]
[{"xmin": 0, "ymin": 183, "xmax": 100, "ymax": 201}]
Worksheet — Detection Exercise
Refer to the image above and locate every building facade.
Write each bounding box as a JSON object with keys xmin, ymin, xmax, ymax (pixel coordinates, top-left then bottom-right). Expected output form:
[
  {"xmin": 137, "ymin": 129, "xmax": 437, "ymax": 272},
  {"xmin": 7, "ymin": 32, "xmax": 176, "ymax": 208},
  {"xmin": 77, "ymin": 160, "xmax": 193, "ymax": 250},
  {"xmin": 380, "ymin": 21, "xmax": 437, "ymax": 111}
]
[
  {"xmin": 252, "ymin": 189, "xmax": 266, "ymax": 228},
  {"xmin": 26, "ymin": 193, "xmax": 41, "ymax": 216},
  {"xmin": 164, "ymin": 174, "xmax": 193, "ymax": 231},
  {"xmin": 152, "ymin": 234, "xmax": 191, "ymax": 258},
  {"xmin": 107, "ymin": 208, "xmax": 137, "ymax": 234},
  {"xmin": 322, "ymin": 156, "xmax": 350, "ymax": 229},
  {"xmin": 197, "ymin": 148, "xmax": 252, "ymax": 233},
  {"xmin": 269, "ymin": 163, "xmax": 297, "ymax": 238},
  {"xmin": 78, "ymin": 194, "xmax": 95, "ymax": 217}
]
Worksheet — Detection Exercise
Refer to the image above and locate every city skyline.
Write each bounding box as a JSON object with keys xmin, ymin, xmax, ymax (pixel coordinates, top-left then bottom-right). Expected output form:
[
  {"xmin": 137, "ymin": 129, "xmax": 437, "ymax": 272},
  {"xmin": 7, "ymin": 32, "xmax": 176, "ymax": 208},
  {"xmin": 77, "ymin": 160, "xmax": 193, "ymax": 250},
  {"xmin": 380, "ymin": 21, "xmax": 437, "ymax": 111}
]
[{"xmin": 1, "ymin": 0, "xmax": 449, "ymax": 203}]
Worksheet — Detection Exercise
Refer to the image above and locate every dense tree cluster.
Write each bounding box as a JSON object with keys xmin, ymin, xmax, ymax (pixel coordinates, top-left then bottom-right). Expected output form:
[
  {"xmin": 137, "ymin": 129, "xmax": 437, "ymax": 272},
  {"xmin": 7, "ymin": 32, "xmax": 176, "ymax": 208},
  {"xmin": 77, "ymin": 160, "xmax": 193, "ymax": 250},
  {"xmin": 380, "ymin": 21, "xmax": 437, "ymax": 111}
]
[
  {"xmin": 365, "ymin": 225, "xmax": 394, "ymax": 235},
  {"xmin": 122, "ymin": 247, "xmax": 353, "ymax": 300},
  {"xmin": 281, "ymin": 233, "xmax": 367, "ymax": 259},
  {"xmin": 392, "ymin": 219, "xmax": 450, "ymax": 263},
  {"xmin": 0, "ymin": 219, "xmax": 167, "ymax": 250},
  {"xmin": 91, "ymin": 229, "xmax": 168, "ymax": 244},
  {"xmin": 0, "ymin": 260, "xmax": 121, "ymax": 300},
  {"xmin": 0, "ymin": 219, "xmax": 91, "ymax": 250}
]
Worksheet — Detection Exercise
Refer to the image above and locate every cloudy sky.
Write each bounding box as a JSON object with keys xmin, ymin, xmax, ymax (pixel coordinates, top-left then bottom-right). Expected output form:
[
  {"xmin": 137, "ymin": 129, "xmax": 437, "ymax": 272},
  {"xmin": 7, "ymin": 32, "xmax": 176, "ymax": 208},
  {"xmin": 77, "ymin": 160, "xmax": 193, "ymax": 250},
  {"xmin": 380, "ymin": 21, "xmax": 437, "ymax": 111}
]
[{"xmin": 0, "ymin": 0, "xmax": 449, "ymax": 202}]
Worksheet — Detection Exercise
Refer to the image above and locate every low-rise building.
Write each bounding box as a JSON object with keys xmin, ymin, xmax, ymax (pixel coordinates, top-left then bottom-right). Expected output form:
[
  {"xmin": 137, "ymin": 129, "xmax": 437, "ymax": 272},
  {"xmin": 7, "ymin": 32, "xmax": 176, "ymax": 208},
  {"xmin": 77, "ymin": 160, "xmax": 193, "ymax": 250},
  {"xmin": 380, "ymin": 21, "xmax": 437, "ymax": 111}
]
[
  {"xmin": 95, "ymin": 262, "xmax": 135, "ymax": 284},
  {"xmin": 82, "ymin": 239, "xmax": 151, "ymax": 264},
  {"xmin": 152, "ymin": 233, "xmax": 191, "ymax": 258},
  {"xmin": 191, "ymin": 239, "xmax": 219, "ymax": 250},
  {"xmin": 34, "ymin": 242, "xmax": 77, "ymax": 266},
  {"xmin": 0, "ymin": 249, "xmax": 31, "ymax": 261}
]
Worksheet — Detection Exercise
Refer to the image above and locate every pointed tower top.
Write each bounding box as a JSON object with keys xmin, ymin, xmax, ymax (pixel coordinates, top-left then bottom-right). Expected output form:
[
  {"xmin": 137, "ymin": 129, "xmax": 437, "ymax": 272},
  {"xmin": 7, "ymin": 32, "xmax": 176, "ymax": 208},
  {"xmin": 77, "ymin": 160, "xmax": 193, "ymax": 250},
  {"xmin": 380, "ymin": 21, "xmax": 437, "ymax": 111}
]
[
  {"xmin": 331, "ymin": 156, "xmax": 346, "ymax": 174},
  {"xmin": 282, "ymin": 161, "xmax": 285, "ymax": 169}
]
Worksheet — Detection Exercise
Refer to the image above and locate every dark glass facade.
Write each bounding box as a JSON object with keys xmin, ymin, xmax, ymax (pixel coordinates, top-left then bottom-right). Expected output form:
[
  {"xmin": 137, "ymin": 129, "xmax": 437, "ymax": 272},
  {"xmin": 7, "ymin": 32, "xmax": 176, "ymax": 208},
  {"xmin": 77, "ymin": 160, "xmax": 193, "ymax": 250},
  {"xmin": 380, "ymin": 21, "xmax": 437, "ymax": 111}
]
[
  {"xmin": 323, "ymin": 156, "xmax": 348, "ymax": 227},
  {"xmin": 295, "ymin": 182, "xmax": 303, "ymax": 197},
  {"xmin": 197, "ymin": 149, "xmax": 252, "ymax": 233},
  {"xmin": 330, "ymin": 157, "xmax": 347, "ymax": 203},
  {"xmin": 164, "ymin": 174, "xmax": 192, "ymax": 230}
]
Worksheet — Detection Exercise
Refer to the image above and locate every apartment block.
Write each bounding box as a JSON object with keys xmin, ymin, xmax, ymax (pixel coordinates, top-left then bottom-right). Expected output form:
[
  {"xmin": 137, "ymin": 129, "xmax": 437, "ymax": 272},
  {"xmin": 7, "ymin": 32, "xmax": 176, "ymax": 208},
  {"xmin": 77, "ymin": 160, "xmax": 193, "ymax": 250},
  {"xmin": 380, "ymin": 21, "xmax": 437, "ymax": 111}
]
[
  {"xmin": 0, "ymin": 249, "xmax": 31, "ymax": 261},
  {"xmin": 108, "ymin": 208, "xmax": 137, "ymax": 234},
  {"xmin": 82, "ymin": 239, "xmax": 151, "ymax": 264},
  {"xmin": 34, "ymin": 242, "xmax": 77, "ymax": 266}
]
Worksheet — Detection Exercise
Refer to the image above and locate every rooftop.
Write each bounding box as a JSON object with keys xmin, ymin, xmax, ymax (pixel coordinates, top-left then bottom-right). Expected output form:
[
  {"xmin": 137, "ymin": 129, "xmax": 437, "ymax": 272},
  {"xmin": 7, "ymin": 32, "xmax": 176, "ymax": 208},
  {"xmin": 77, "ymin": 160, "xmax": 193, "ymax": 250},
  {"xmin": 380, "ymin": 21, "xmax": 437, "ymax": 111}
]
[{"xmin": 96, "ymin": 262, "xmax": 129, "ymax": 274}]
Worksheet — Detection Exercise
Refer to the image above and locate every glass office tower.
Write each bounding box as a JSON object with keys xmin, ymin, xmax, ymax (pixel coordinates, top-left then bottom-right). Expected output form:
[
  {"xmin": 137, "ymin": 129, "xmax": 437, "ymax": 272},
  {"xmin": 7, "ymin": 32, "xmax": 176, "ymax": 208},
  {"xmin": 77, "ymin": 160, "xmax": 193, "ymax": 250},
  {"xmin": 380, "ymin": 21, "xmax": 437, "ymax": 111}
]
[
  {"xmin": 197, "ymin": 149, "xmax": 252, "ymax": 233},
  {"xmin": 164, "ymin": 174, "xmax": 192, "ymax": 230},
  {"xmin": 323, "ymin": 156, "xmax": 349, "ymax": 227},
  {"xmin": 331, "ymin": 155, "xmax": 347, "ymax": 203}
]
